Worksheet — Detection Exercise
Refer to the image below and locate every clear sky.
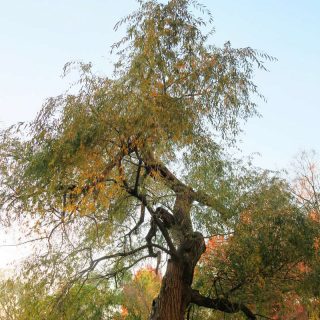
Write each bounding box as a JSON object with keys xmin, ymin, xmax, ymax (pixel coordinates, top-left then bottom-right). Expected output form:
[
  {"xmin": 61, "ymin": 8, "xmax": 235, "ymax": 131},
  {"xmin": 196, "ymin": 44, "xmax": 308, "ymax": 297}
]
[{"xmin": 0, "ymin": 0, "xmax": 319, "ymax": 266}]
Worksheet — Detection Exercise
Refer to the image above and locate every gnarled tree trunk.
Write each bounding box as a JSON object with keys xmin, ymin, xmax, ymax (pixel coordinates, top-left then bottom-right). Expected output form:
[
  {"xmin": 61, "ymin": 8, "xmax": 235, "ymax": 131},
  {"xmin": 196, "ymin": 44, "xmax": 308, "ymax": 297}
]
[{"xmin": 149, "ymin": 231, "xmax": 206, "ymax": 320}]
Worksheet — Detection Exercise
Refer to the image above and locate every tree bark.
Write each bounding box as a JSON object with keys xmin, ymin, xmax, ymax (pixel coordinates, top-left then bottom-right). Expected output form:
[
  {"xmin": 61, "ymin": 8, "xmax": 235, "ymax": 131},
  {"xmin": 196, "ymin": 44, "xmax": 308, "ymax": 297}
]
[
  {"xmin": 149, "ymin": 259, "xmax": 190, "ymax": 320},
  {"xmin": 149, "ymin": 232, "xmax": 206, "ymax": 320}
]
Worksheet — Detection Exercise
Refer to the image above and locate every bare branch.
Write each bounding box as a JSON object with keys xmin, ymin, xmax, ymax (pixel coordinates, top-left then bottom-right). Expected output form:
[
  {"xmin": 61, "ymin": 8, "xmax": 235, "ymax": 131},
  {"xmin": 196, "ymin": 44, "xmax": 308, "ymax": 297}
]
[
  {"xmin": 0, "ymin": 236, "xmax": 48, "ymax": 247},
  {"xmin": 125, "ymin": 187, "xmax": 178, "ymax": 257},
  {"xmin": 126, "ymin": 203, "xmax": 145, "ymax": 238},
  {"xmin": 145, "ymin": 219, "xmax": 157, "ymax": 257}
]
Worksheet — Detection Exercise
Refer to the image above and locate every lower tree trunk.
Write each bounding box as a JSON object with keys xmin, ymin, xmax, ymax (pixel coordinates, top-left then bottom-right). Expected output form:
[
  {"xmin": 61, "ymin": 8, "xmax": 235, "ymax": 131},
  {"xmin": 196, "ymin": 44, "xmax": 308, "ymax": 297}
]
[
  {"xmin": 149, "ymin": 232, "xmax": 206, "ymax": 320},
  {"xmin": 149, "ymin": 259, "xmax": 191, "ymax": 320}
]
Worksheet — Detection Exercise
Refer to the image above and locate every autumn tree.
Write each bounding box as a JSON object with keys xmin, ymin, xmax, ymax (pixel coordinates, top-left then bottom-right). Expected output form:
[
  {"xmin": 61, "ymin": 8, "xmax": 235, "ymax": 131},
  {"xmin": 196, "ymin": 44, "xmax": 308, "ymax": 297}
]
[
  {"xmin": 193, "ymin": 174, "xmax": 318, "ymax": 319},
  {"xmin": 291, "ymin": 150, "xmax": 320, "ymax": 217},
  {"xmin": 1, "ymin": 0, "xmax": 311, "ymax": 319},
  {"xmin": 120, "ymin": 267, "xmax": 162, "ymax": 320}
]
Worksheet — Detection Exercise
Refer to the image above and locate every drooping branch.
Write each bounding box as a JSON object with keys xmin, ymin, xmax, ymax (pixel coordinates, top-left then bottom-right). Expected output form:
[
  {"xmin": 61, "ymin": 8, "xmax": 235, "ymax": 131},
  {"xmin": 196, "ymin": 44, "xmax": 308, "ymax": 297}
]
[
  {"xmin": 78, "ymin": 245, "xmax": 148, "ymax": 276},
  {"xmin": 190, "ymin": 290, "xmax": 256, "ymax": 320},
  {"xmin": 134, "ymin": 155, "xmax": 143, "ymax": 193},
  {"xmin": 77, "ymin": 242, "xmax": 165, "ymax": 279}
]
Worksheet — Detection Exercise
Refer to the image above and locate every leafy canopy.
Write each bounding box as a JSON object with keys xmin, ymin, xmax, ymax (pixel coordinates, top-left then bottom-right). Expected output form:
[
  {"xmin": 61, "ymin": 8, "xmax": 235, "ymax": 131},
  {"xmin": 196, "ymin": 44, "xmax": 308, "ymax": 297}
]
[{"xmin": 0, "ymin": 0, "xmax": 270, "ymax": 223}]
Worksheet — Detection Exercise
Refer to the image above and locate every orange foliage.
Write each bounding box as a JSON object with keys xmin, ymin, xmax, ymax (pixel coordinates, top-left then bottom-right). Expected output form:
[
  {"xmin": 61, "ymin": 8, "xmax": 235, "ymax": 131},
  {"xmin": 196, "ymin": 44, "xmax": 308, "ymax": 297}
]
[
  {"xmin": 121, "ymin": 306, "xmax": 129, "ymax": 317},
  {"xmin": 199, "ymin": 235, "xmax": 227, "ymax": 267},
  {"xmin": 309, "ymin": 210, "xmax": 320, "ymax": 222},
  {"xmin": 240, "ymin": 210, "xmax": 252, "ymax": 224},
  {"xmin": 134, "ymin": 265, "xmax": 162, "ymax": 281},
  {"xmin": 121, "ymin": 266, "xmax": 162, "ymax": 320},
  {"xmin": 271, "ymin": 293, "xmax": 308, "ymax": 320},
  {"xmin": 296, "ymin": 262, "xmax": 311, "ymax": 274}
]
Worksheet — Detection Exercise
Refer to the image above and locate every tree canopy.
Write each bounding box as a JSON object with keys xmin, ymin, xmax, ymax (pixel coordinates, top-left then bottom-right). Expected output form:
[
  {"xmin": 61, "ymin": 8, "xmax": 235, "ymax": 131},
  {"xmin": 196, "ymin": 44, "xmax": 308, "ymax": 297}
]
[{"xmin": 0, "ymin": 1, "xmax": 319, "ymax": 319}]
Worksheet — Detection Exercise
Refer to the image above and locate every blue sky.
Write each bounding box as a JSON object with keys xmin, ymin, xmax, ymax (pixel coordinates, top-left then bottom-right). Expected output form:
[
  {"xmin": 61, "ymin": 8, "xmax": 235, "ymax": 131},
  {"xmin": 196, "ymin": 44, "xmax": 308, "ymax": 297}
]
[
  {"xmin": 0, "ymin": 0, "xmax": 319, "ymax": 171},
  {"xmin": 206, "ymin": 0, "xmax": 320, "ymax": 169}
]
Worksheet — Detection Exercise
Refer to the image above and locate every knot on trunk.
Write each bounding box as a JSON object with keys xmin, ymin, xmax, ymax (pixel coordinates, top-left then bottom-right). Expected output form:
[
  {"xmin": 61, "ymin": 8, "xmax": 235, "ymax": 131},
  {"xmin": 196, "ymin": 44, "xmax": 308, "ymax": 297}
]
[
  {"xmin": 178, "ymin": 232, "xmax": 205, "ymax": 260},
  {"xmin": 155, "ymin": 207, "xmax": 176, "ymax": 229},
  {"xmin": 178, "ymin": 231, "xmax": 205, "ymax": 285}
]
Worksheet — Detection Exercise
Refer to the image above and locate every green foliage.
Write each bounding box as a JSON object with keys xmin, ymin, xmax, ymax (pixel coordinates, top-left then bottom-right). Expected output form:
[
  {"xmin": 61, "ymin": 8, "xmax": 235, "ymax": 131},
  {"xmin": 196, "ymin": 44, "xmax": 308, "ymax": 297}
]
[
  {"xmin": 0, "ymin": 0, "xmax": 270, "ymax": 287},
  {"xmin": 0, "ymin": 277, "xmax": 121, "ymax": 320},
  {"xmin": 193, "ymin": 171, "xmax": 320, "ymax": 318}
]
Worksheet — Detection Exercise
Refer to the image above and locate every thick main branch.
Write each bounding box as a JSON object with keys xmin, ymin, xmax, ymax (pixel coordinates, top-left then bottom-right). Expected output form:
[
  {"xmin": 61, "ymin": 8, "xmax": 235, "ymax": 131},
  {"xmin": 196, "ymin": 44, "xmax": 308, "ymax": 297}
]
[
  {"xmin": 142, "ymin": 151, "xmax": 228, "ymax": 215},
  {"xmin": 190, "ymin": 290, "xmax": 256, "ymax": 320}
]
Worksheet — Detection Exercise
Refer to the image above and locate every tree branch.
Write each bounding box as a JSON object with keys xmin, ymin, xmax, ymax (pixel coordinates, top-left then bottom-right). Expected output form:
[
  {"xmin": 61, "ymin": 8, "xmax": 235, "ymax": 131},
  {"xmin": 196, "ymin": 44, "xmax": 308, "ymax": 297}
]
[
  {"xmin": 142, "ymin": 151, "xmax": 192, "ymax": 195},
  {"xmin": 191, "ymin": 190, "xmax": 229, "ymax": 216},
  {"xmin": 126, "ymin": 203, "xmax": 145, "ymax": 238},
  {"xmin": 125, "ymin": 187, "xmax": 178, "ymax": 257},
  {"xmin": 142, "ymin": 152, "xmax": 228, "ymax": 215},
  {"xmin": 190, "ymin": 290, "xmax": 256, "ymax": 320},
  {"xmin": 145, "ymin": 219, "xmax": 158, "ymax": 257}
]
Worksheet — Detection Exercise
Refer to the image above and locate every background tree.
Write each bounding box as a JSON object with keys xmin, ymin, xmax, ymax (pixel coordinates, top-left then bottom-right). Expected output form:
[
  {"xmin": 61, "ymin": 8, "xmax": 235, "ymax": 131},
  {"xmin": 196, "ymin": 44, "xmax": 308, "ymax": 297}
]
[
  {"xmin": 2, "ymin": 1, "xmax": 317, "ymax": 319},
  {"xmin": 0, "ymin": 276, "xmax": 121, "ymax": 320},
  {"xmin": 291, "ymin": 150, "xmax": 320, "ymax": 217},
  {"xmin": 193, "ymin": 172, "xmax": 319, "ymax": 319},
  {"xmin": 120, "ymin": 267, "xmax": 162, "ymax": 320}
]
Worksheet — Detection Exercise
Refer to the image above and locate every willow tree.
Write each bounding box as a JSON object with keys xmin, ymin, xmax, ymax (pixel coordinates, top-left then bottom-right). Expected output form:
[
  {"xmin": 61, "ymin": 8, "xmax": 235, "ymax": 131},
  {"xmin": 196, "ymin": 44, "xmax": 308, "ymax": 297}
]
[{"xmin": 0, "ymin": 1, "xmax": 274, "ymax": 319}]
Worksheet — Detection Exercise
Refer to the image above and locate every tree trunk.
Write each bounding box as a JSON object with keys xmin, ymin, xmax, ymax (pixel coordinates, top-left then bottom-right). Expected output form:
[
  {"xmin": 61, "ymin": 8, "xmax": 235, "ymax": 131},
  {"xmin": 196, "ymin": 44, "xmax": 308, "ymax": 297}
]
[
  {"xmin": 149, "ymin": 259, "xmax": 190, "ymax": 320},
  {"xmin": 149, "ymin": 232, "xmax": 205, "ymax": 320}
]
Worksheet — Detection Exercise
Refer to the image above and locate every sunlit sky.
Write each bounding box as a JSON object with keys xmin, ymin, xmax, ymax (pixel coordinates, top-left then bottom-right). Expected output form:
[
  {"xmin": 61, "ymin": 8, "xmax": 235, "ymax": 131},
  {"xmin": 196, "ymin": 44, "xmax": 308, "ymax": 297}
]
[{"xmin": 0, "ymin": 0, "xmax": 319, "ymax": 267}]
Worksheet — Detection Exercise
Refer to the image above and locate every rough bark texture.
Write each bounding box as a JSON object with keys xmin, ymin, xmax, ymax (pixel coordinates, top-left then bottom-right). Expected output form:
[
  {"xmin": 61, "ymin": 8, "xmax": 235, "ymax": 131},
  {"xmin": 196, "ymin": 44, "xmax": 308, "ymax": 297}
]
[
  {"xmin": 149, "ymin": 260, "xmax": 190, "ymax": 320},
  {"xmin": 149, "ymin": 232, "xmax": 206, "ymax": 320}
]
